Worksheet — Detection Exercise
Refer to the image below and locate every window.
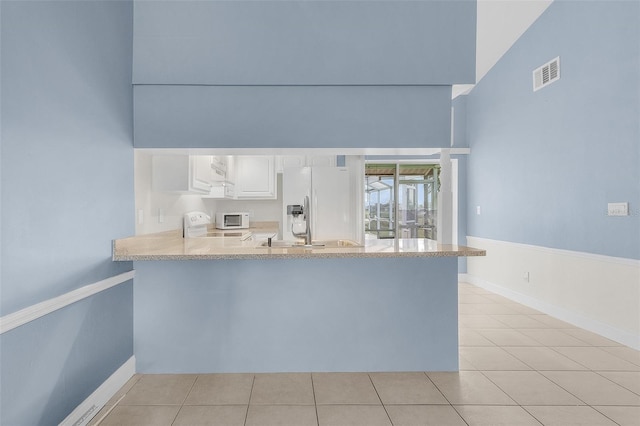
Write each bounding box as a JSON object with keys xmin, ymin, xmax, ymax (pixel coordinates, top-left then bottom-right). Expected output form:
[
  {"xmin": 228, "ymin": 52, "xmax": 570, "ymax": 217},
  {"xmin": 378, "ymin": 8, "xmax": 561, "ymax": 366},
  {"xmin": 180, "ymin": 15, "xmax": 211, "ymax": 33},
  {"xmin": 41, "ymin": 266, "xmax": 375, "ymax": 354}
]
[{"xmin": 365, "ymin": 163, "xmax": 439, "ymax": 240}]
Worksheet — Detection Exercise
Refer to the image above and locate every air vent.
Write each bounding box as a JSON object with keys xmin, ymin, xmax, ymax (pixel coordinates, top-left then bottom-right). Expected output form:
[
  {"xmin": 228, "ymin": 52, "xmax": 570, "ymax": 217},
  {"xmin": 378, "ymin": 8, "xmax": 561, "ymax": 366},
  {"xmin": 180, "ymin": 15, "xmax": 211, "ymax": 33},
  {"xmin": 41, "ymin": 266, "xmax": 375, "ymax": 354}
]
[{"xmin": 533, "ymin": 56, "xmax": 560, "ymax": 91}]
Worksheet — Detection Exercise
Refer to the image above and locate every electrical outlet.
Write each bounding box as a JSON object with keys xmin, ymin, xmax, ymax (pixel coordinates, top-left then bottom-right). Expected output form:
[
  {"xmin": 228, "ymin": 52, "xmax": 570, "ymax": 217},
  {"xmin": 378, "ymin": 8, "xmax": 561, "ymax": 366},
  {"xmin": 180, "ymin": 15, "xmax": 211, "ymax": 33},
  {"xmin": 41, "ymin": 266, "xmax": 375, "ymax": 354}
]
[
  {"xmin": 608, "ymin": 202, "xmax": 628, "ymax": 216},
  {"xmin": 158, "ymin": 208, "xmax": 164, "ymax": 223},
  {"xmin": 137, "ymin": 209, "xmax": 144, "ymax": 225},
  {"xmin": 476, "ymin": 206, "xmax": 481, "ymax": 215},
  {"xmin": 523, "ymin": 271, "xmax": 530, "ymax": 282}
]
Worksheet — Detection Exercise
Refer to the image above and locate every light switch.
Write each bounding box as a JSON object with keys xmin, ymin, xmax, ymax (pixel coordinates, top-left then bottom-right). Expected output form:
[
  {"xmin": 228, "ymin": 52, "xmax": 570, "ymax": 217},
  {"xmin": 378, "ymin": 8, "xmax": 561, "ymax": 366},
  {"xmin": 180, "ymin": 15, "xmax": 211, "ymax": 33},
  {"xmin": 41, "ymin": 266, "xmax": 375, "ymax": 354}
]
[
  {"xmin": 476, "ymin": 206, "xmax": 481, "ymax": 215},
  {"xmin": 608, "ymin": 202, "xmax": 628, "ymax": 216},
  {"xmin": 158, "ymin": 208, "xmax": 165, "ymax": 223}
]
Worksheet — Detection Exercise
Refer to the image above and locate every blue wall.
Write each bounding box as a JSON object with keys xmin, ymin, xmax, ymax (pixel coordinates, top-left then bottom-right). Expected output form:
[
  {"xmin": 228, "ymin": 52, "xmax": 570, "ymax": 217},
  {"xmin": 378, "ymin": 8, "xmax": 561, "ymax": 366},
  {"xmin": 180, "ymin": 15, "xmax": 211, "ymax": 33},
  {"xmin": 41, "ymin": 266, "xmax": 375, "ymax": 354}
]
[
  {"xmin": 1, "ymin": 1, "xmax": 135, "ymax": 423},
  {"xmin": 452, "ymin": 95, "xmax": 469, "ymax": 149},
  {"xmin": 133, "ymin": 0, "xmax": 476, "ymax": 85},
  {"xmin": 0, "ymin": 284, "xmax": 133, "ymax": 425},
  {"xmin": 134, "ymin": 85, "xmax": 453, "ymax": 148},
  {"xmin": 132, "ymin": 0, "xmax": 477, "ymax": 149},
  {"xmin": 134, "ymin": 258, "xmax": 459, "ymax": 373},
  {"xmin": 466, "ymin": 0, "xmax": 639, "ymax": 259}
]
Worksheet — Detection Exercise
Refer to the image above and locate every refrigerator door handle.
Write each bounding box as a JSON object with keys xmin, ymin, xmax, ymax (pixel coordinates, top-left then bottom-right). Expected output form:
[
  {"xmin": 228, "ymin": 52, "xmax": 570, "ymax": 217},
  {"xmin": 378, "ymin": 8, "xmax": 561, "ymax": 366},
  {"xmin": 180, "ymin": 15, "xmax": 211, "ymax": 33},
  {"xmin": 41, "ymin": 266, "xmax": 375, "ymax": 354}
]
[{"xmin": 312, "ymin": 189, "xmax": 318, "ymax": 238}]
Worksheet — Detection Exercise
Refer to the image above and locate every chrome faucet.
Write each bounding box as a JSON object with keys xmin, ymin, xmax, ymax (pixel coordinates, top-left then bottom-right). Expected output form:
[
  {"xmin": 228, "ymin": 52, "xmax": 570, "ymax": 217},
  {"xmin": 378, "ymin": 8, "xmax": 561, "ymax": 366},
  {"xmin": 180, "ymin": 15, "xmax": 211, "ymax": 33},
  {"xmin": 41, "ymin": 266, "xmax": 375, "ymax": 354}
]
[{"xmin": 291, "ymin": 195, "xmax": 312, "ymax": 245}]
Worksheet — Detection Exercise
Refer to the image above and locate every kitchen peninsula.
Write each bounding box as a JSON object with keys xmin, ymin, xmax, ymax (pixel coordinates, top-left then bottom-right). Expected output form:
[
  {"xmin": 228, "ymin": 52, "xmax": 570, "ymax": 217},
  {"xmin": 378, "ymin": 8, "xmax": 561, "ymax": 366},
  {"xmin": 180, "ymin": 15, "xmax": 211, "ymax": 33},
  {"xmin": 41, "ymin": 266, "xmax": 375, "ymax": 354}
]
[
  {"xmin": 113, "ymin": 230, "xmax": 484, "ymax": 261},
  {"xmin": 113, "ymin": 231, "xmax": 484, "ymax": 373}
]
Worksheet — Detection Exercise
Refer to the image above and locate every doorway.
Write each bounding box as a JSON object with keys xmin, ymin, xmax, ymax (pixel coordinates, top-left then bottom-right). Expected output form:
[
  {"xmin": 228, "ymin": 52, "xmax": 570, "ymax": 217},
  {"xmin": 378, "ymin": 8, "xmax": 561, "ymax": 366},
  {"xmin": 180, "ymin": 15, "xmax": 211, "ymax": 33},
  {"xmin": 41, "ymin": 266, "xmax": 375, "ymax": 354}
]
[{"xmin": 365, "ymin": 163, "xmax": 440, "ymax": 240}]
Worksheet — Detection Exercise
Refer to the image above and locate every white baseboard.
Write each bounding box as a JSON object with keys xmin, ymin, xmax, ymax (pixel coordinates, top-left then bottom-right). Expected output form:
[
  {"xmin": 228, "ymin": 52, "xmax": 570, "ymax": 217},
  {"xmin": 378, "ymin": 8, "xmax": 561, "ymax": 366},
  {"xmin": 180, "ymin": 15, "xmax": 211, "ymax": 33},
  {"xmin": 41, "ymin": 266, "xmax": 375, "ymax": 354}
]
[
  {"xmin": 459, "ymin": 273, "xmax": 640, "ymax": 350},
  {"xmin": 59, "ymin": 356, "xmax": 136, "ymax": 426}
]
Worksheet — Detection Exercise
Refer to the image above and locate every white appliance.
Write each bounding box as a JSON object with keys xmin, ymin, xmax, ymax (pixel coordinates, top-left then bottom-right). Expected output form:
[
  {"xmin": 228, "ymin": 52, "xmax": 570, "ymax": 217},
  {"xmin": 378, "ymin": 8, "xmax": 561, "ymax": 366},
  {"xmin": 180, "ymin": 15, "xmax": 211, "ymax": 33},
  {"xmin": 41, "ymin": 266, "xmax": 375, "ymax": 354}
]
[
  {"xmin": 216, "ymin": 212, "xmax": 250, "ymax": 229},
  {"xmin": 184, "ymin": 211, "xmax": 252, "ymax": 239},
  {"xmin": 183, "ymin": 211, "xmax": 211, "ymax": 237},
  {"xmin": 282, "ymin": 167, "xmax": 357, "ymax": 242}
]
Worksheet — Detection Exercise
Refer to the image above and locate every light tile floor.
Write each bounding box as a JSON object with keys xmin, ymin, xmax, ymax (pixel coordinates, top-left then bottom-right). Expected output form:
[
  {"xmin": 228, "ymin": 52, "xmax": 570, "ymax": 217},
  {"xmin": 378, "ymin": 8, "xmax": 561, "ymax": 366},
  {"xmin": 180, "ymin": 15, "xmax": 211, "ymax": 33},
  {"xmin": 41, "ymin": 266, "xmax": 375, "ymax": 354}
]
[{"xmin": 89, "ymin": 282, "xmax": 640, "ymax": 425}]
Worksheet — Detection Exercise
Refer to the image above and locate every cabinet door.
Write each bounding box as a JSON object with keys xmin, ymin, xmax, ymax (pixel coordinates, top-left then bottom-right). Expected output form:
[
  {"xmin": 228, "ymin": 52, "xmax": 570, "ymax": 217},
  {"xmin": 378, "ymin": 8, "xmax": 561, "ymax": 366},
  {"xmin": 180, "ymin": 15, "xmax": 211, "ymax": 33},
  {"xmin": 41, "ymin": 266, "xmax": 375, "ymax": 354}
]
[
  {"xmin": 276, "ymin": 155, "xmax": 336, "ymax": 172},
  {"xmin": 225, "ymin": 156, "xmax": 235, "ymax": 184},
  {"xmin": 202, "ymin": 182, "xmax": 235, "ymax": 199},
  {"xmin": 275, "ymin": 155, "xmax": 305, "ymax": 173},
  {"xmin": 190, "ymin": 156, "xmax": 214, "ymax": 192},
  {"xmin": 224, "ymin": 183, "xmax": 235, "ymax": 198},
  {"xmin": 235, "ymin": 156, "xmax": 276, "ymax": 199},
  {"xmin": 307, "ymin": 155, "xmax": 336, "ymax": 167},
  {"xmin": 282, "ymin": 155, "xmax": 306, "ymax": 168},
  {"xmin": 211, "ymin": 155, "xmax": 227, "ymax": 172}
]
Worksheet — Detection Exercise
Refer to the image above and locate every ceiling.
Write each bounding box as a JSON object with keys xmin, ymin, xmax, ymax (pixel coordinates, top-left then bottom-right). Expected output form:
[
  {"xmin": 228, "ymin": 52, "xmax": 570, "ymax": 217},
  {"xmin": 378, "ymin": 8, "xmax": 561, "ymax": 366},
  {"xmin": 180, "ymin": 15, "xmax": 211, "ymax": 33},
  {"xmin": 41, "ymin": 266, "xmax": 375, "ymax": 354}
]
[
  {"xmin": 452, "ymin": 0, "xmax": 553, "ymax": 98},
  {"xmin": 365, "ymin": 164, "xmax": 439, "ymax": 177}
]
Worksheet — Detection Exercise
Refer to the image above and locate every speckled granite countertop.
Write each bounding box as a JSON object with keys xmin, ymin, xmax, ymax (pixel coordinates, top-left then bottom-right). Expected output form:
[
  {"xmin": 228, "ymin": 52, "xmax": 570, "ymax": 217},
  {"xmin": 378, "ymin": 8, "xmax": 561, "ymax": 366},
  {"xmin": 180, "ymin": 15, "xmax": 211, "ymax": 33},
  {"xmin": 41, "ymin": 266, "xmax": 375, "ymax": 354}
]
[{"xmin": 112, "ymin": 228, "xmax": 486, "ymax": 261}]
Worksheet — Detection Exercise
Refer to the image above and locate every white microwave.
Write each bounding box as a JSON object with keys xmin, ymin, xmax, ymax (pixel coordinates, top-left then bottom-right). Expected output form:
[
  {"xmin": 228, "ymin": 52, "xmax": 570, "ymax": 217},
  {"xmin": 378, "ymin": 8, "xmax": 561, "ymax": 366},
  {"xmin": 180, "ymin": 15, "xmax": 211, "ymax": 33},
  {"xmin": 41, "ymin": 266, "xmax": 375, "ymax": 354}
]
[{"xmin": 216, "ymin": 212, "xmax": 250, "ymax": 229}]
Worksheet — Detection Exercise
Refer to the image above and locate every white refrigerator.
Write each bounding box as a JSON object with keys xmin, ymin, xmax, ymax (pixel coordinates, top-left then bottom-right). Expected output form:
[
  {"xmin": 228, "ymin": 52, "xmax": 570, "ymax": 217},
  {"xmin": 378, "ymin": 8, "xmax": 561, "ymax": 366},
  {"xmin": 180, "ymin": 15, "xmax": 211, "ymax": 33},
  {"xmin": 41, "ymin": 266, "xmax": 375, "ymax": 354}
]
[{"xmin": 282, "ymin": 166, "xmax": 358, "ymax": 242}]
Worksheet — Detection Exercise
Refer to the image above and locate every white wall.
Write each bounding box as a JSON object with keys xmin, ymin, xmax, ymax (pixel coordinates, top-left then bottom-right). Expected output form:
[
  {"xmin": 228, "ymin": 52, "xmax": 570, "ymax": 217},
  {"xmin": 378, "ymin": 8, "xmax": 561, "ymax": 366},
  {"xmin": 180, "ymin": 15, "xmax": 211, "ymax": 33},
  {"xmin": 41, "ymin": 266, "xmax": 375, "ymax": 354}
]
[
  {"xmin": 134, "ymin": 151, "xmax": 208, "ymax": 234},
  {"xmin": 466, "ymin": 237, "xmax": 640, "ymax": 349}
]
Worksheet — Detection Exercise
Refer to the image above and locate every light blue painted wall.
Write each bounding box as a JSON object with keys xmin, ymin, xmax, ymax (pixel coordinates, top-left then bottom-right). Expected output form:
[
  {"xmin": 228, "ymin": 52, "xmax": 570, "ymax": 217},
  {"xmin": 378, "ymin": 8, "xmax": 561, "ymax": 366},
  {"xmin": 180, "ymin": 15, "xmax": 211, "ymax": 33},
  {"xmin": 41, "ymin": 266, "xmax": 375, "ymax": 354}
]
[
  {"xmin": 134, "ymin": 85, "xmax": 453, "ymax": 148},
  {"xmin": 134, "ymin": 258, "xmax": 459, "ymax": 373},
  {"xmin": 452, "ymin": 95, "xmax": 468, "ymax": 149},
  {"xmin": 0, "ymin": 283, "xmax": 133, "ymax": 425},
  {"xmin": 466, "ymin": 0, "xmax": 640, "ymax": 259},
  {"xmin": 133, "ymin": 0, "xmax": 476, "ymax": 85},
  {"xmin": 132, "ymin": 1, "xmax": 477, "ymax": 149},
  {"xmin": 1, "ymin": 1, "xmax": 135, "ymax": 423}
]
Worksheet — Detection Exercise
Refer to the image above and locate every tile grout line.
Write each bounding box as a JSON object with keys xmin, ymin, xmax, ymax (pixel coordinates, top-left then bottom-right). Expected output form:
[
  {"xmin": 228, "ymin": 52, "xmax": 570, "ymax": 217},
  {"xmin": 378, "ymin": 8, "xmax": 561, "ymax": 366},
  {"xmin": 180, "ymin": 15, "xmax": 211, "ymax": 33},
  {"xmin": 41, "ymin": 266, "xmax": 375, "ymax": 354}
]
[
  {"xmin": 310, "ymin": 373, "xmax": 319, "ymax": 426},
  {"xmin": 587, "ymin": 406, "xmax": 627, "ymax": 426},
  {"xmin": 422, "ymin": 371, "xmax": 472, "ymax": 426},
  {"xmin": 517, "ymin": 405, "xmax": 549, "ymax": 426},
  {"xmin": 544, "ymin": 346, "xmax": 595, "ymax": 370},
  {"xmin": 592, "ymin": 370, "xmax": 640, "ymax": 396},
  {"xmin": 367, "ymin": 373, "xmax": 394, "ymax": 426},
  {"xmin": 448, "ymin": 404, "xmax": 474, "ymax": 426},
  {"xmin": 243, "ymin": 375, "xmax": 256, "ymax": 426},
  {"xmin": 170, "ymin": 374, "xmax": 199, "ymax": 425}
]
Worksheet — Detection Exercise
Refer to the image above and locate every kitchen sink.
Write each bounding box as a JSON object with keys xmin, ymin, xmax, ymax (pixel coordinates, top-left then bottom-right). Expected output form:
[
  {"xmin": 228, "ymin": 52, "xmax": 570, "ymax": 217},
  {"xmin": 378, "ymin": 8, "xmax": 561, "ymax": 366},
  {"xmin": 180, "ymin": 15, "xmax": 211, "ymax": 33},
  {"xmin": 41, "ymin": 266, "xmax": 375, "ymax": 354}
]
[
  {"xmin": 191, "ymin": 231, "xmax": 252, "ymax": 240},
  {"xmin": 256, "ymin": 239, "xmax": 361, "ymax": 248}
]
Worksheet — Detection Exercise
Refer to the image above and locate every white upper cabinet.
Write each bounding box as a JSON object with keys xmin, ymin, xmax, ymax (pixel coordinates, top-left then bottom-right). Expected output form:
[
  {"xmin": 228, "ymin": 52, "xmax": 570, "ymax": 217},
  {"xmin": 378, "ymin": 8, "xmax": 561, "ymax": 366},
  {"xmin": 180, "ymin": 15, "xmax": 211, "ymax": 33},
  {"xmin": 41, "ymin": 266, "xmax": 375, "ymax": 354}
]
[
  {"xmin": 211, "ymin": 155, "xmax": 227, "ymax": 172},
  {"xmin": 152, "ymin": 155, "xmax": 215, "ymax": 194},
  {"xmin": 203, "ymin": 182, "xmax": 235, "ymax": 199},
  {"xmin": 278, "ymin": 155, "xmax": 306, "ymax": 170},
  {"xmin": 210, "ymin": 156, "xmax": 227, "ymax": 182},
  {"xmin": 307, "ymin": 155, "xmax": 336, "ymax": 167},
  {"xmin": 234, "ymin": 156, "xmax": 277, "ymax": 199},
  {"xmin": 191, "ymin": 155, "xmax": 215, "ymax": 190},
  {"xmin": 275, "ymin": 155, "xmax": 336, "ymax": 172},
  {"xmin": 202, "ymin": 156, "xmax": 234, "ymax": 199}
]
